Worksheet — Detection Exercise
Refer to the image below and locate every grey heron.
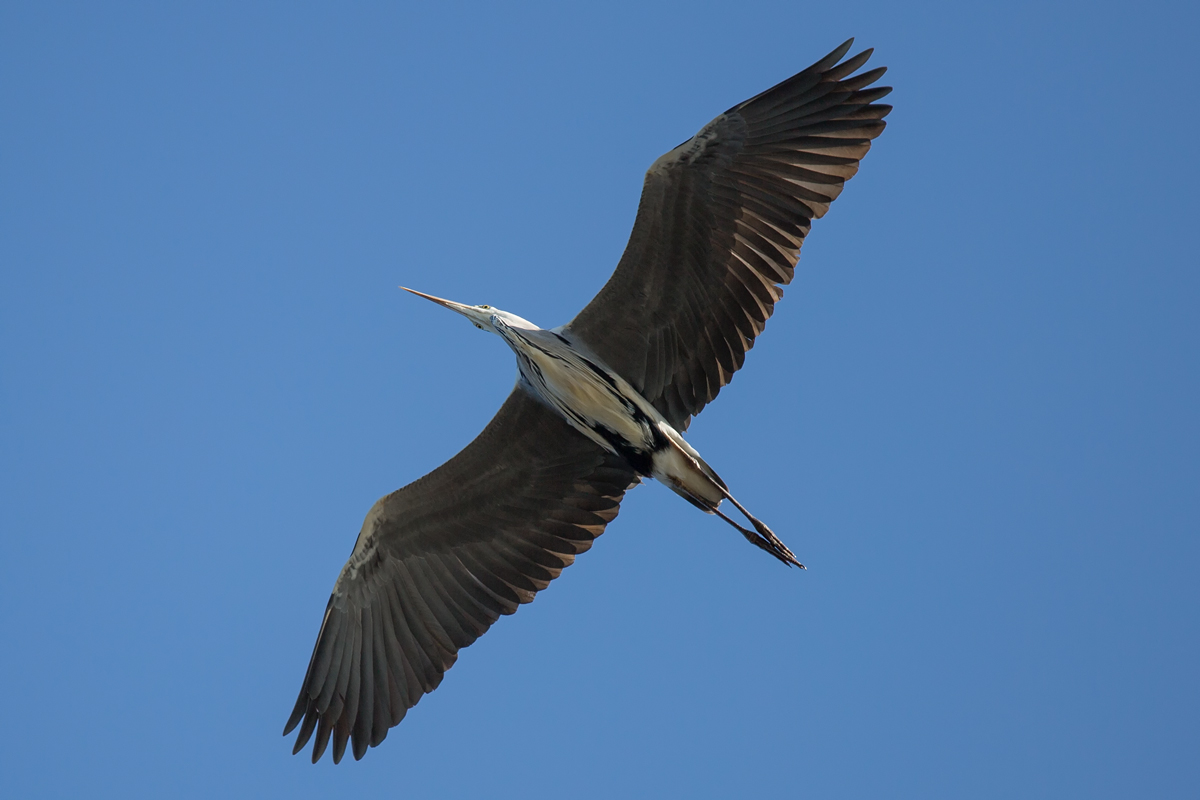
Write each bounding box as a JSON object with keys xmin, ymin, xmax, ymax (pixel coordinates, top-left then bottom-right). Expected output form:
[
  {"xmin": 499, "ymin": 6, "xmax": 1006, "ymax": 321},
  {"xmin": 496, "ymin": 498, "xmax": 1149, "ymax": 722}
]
[{"xmin": 285, "ymin": 39, "xmax": 891, "ymax": 763}]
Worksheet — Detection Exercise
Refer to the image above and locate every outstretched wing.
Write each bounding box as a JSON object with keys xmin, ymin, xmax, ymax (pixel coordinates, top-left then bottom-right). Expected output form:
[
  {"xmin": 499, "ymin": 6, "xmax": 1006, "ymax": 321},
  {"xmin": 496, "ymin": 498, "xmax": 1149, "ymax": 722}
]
[
  {"xmin": 284, "ymin": 386, "xmax": 637, "ymax": 763},
  {"xmin": 566, "ymin": 39, "xmax": 891, "ymax": 430}
]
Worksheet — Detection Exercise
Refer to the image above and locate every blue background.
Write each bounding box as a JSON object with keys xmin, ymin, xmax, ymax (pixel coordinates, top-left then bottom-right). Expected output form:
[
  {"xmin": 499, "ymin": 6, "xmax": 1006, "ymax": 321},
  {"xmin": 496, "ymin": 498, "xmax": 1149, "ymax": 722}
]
[{"xmin": 2, "ymin": 2, "xmax": 1197, "ymax": 797}]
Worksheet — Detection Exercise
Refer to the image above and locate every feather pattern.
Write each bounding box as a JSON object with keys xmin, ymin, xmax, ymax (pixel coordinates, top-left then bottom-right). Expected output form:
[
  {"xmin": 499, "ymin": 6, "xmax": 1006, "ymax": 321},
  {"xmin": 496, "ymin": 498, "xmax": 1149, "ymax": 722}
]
[
  {"xmin": 284, "ymin": 387, "xmax": 636, "ymax": 762},
  {"xmin": 566, "ymin": 38, "xmax": 891, "ymax": 429}
]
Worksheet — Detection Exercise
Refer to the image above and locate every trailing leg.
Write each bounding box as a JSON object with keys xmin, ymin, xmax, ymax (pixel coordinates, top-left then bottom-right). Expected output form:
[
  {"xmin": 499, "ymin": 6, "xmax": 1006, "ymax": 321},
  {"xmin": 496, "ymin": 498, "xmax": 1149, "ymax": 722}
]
[
  {"xmin": 649, "ymin": 435, "xmax": 803, "ymax": 568},
  {"xmin": 711, "ymin": 493, "xmax": 803, "ymax": 568}
]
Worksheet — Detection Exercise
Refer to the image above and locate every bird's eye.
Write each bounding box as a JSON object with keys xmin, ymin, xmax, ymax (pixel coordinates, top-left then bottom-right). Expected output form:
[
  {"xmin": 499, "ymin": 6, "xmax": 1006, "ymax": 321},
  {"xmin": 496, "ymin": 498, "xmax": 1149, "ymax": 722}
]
[
  {"xmin": 479, "ymin": 305, "xmax": 490, "ymax": 310},
  {"xmin": 474, "ymin": 323, "xmax": 483, "ymax": 329}
]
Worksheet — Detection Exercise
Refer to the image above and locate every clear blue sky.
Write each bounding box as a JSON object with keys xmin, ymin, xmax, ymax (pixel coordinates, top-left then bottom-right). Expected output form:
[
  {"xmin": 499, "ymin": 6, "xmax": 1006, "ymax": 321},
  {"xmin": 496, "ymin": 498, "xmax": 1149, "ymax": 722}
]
[{"xmin": 2, "ymin": 2, "xmax": 1197, "ymax": 797}]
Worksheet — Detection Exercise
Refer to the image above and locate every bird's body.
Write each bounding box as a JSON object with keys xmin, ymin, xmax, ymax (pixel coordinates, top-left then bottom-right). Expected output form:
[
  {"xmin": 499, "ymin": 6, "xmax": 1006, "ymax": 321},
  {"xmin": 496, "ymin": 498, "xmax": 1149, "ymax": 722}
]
[
  {"xmin": 496, "ymin": 317, "xmax": 665, "ymax": 474},
  {"xmin": 286, "ymin": 39, "xmax": 891, "ymax": 763},
  {"xmin": 425, "ymin": 300, "xmax": 799, "ymax": 562}
]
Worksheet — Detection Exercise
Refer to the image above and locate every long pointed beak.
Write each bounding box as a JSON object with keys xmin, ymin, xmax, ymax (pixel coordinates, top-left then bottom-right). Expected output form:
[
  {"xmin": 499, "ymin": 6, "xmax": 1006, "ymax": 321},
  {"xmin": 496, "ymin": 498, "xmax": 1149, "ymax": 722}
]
[{"xmin": 400, "ymin": 287, "xmax": 475, "ymax": 316}]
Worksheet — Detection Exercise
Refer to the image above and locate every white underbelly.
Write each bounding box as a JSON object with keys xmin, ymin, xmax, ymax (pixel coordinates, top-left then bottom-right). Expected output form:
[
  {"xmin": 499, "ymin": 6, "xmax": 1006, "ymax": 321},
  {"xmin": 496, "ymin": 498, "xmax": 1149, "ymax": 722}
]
[
  {"xmin": 514, "ymin": 333, "xmax": 726, "ymax": 508},
  {"xmin": 531, "ymin": 351, "xmax": 649, "ymax": 445}
]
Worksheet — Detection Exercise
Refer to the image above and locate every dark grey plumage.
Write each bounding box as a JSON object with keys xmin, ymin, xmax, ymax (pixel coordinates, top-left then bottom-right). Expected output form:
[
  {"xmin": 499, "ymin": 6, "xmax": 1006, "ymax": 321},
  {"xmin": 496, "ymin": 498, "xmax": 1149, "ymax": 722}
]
[
  {"xmin": 285, "ymin": 391, "xmax": 636, "ymax": 763},
  {"xmin": 568, "ymin": 38, "xmax": 891, "ymax": 430},
  {"xmin": 285, "ymin": 39, "xmax": 890, "ymax": 763}
]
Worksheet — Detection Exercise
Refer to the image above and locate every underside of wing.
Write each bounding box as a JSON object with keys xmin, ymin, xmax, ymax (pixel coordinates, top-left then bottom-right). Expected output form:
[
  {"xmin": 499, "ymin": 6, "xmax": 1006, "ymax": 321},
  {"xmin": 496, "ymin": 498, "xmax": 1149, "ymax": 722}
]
[
  {"xmin": 284, "ymin": 386, "xmax": 637, "ymax": 763},
  {"xmin": 566, "ymin": 39, "xmax": 891, "ymax": 429}
]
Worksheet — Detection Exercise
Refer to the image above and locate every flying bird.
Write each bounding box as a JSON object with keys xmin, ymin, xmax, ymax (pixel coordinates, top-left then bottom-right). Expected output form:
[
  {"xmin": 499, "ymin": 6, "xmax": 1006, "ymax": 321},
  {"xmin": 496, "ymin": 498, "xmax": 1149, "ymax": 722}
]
[{"xmin": 285, "ymin": 38, "xmax": 890, "ymax": 763}]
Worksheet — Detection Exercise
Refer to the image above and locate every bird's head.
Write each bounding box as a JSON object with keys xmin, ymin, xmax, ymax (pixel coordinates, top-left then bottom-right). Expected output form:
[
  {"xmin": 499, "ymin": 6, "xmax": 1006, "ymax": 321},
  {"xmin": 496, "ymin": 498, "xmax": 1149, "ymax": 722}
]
[{"xmin": 401, "ymin": 288, "xmax": 538, "ymax": 335}]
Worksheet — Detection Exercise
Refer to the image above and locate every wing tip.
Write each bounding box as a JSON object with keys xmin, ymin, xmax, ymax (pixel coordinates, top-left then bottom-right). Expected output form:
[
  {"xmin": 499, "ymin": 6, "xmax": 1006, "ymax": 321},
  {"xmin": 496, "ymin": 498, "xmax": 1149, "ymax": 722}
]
[{"xmin": 282, "ymin": 702, "xmax": 305, "ymax": 737}]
